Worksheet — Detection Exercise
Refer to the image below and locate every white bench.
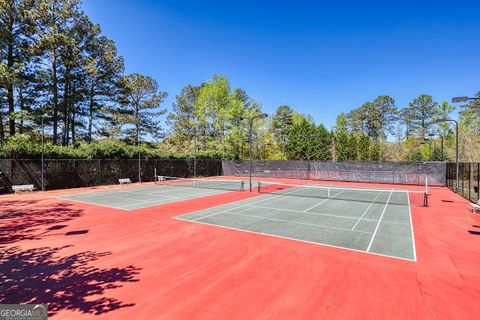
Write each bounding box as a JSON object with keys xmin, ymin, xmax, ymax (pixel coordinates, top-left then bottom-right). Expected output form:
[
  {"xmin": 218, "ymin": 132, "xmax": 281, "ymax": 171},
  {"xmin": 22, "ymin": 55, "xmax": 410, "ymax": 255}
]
[
  {"xmin": 12, "ymin": 184, "xmax": 35, "ymax": 193},
  {"xmin": 155, "ymin": 175, "xmax": 166, "ymax": 183},
  {"xmin": 118, "ymin": 178, "xmax": 132, "ymax": 185},
  {"xmin": 470, "ymin": 200, "xmax": 480, "ymax": 213}
]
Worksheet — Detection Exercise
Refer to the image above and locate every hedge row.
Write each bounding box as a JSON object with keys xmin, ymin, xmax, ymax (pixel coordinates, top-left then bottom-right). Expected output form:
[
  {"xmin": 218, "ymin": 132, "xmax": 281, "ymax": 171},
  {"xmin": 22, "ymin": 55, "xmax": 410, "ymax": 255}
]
[{"xmin": 0, "ymin": 134, "xmax": 224, "ymax": 160}]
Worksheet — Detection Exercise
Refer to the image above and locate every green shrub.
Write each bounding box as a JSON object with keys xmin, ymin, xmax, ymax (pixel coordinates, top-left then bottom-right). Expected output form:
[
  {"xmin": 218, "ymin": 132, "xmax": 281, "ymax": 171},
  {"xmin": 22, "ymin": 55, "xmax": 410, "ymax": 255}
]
[{"xmin": 0, "ymin": 135, "xmax": 226, "ymax": 160}]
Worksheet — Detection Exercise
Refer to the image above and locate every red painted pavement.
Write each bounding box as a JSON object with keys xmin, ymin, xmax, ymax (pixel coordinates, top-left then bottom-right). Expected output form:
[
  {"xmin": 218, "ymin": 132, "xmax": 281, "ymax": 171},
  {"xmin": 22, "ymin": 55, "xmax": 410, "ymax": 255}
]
[{"xmin": 1, "ymin": 179, "xmax": 479, "ymax": 319}]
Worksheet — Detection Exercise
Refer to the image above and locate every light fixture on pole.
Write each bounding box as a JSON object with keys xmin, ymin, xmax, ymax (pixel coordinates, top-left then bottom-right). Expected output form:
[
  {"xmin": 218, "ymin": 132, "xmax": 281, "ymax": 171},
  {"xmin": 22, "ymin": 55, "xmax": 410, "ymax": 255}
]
[
  {"xmin": 41, "ymin": 113, "xmax": 53, "ymax": 191},
  {"xmin": 431, "ymin": 118, "xmax": 458, "ymax": 191},
  {"xmin": 428, "ymin": 133, "xmax": 444, "ymax": 160},
  {"xmin": 452, "ymin": 96, "xmax": 480, "ymax": 103},
  {"xmin": 248, "ymin": 113, "xmax": 268, "ymax": 191},
  {"xmin": 298, "ymin": 133, "xmax": 322, "ymax": 180}
]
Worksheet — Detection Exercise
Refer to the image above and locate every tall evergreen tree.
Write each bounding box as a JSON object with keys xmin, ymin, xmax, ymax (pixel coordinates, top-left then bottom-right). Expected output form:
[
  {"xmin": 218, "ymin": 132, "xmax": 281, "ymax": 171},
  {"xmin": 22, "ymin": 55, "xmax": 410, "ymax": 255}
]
[
  {"xmin": 334, "ymin": 113, "xmax": 352, "ymax": 161},
  {"xmin": 0, "ymin": 0, "xmax": 38, "ymax": 136},
  {"xmin": 272, "ymin": 105, "xmax": 294, "ymax": 156},
  {"xmin": 116, "ymin": 73, "xmax": 167, "ymax": 143},
  {"xmin": 407, "ymin": 94, "xmax": 438, "ymax": 138},
  {"xmin": 36, "ymin": 0, "xmax": 80, "ymax": 144},
  {"xmin": 84, "ymin": 33, "xmax": 124, "ymax": 143}
]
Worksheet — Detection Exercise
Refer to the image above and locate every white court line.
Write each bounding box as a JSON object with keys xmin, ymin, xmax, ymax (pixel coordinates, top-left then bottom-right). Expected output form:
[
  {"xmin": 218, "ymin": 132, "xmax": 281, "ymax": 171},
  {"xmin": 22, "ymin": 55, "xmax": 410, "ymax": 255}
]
[
  {"xmin": 407, "ymin": 191, "xmax": 417, "ymax": 261},
  {"xmin": 115, "ymin": 189, "xmax": 229, "ymax": 209},
  {"xmin": 54, "ymin": 187, "xmax": 228, "ymax": 211},
  {"xmin": 172, "ymin": 216, "xmax": 416, "ymax": 262},
  {"xmin": 187, "ymin": 186, "xmax": 310, "ymax": 221},
  {"xmin": 230, "ymin": 203, "xmax": 409, "ymax": 226},
  {"xmin": 247, "ymin": 204, "xmax": 360, "ymax": 221},
  {"xmin": 52, "ymin": 196, "xmax": 130, "ymax": 211},
  {"xmin": 118, "ymin": 187, "xmax": 223, "ymax": 199},
  {"xmin": 102, "ymin": 192, "xmax": 178, "ymax": 202},
  {"xmin": 302, "ymin": 190, "xmax": 345, "ymax": 212},
  {"xmin": 216, "ymin": 211, "xmax": 370, "ymax": 234},
  {"xmin": 351, "ymin": 192, "xmax": 383, "ymax": 230},
  {"xmin": 366, "ymin": 189, "xmax": 394, "ymax": 252}
]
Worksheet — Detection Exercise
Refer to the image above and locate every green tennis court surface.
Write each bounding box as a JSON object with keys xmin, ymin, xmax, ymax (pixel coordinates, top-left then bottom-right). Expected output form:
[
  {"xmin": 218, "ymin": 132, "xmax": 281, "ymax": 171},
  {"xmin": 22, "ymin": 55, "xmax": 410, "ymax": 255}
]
[
  {"xmin": 175, "ymin": 184, "xmax": 418, "ymax": 261},
  {"xmin": 56, "ymin": 178, "xmax": 246, "ymax": 210}
]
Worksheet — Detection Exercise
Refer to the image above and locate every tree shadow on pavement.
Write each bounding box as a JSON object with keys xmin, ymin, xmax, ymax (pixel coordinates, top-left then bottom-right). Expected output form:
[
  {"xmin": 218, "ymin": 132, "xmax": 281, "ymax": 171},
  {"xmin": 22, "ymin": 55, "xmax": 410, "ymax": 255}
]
[
  {"xmin": 0, "ymin": 199, "xmax": 83, "ymax": 244},
  {"xmin": 0, "ymin": 245, "xmax": 140, "ymax": 316}
]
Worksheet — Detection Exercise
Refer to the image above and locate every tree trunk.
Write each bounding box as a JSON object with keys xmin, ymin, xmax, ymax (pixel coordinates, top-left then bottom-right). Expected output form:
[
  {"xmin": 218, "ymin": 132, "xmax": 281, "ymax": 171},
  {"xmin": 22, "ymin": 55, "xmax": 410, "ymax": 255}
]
[
  {"xmin": 52, "ymin": 48, "xmax": 59, "ymax": 144},
  {"xmin": 61, "ymin": 74, "xmax": 69, "ymax": 146},
  {"xmin": 70, "ymin": 86, "xmax": 77, "ymax": 148},
  {"xmin": 7, "ymin": 16, "xmax": 15, "ymax": 137},
  {"xmin": 71, "ymin": 108, "xmax": 76, "ymax": 148},
  {"xmin": 0, "ymin": 112, "xmax": 4, "ymax": 140},
  {"xmin": 19, "ymin": 85, "xmax": 24, "ymax": 134},
  {"xmin": 87, "ymin": 81, "xmax": 94, "ymax": 143}
]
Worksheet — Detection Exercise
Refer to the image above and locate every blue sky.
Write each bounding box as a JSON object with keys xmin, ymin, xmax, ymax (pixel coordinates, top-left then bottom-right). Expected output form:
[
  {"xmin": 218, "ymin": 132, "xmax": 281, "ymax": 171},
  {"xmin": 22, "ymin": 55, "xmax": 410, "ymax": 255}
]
[{"xmin": 82, "ymin": 0, "xmax": 480, "ymax": 129}]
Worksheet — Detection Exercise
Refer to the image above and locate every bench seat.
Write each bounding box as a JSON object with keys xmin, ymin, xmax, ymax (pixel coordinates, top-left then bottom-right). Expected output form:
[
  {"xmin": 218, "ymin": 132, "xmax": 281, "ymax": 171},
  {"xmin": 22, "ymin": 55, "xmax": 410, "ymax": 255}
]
[
  {"xmin": 118, "ymin": 178, "xmax": 132, "ymax": 185},
  {"xmin": 12, "ymin": 184, "xmax": 35, "ymax": 193},
  {"xmin": 470, "ymin": 203, "xmax": 480, "ymax": 213}
]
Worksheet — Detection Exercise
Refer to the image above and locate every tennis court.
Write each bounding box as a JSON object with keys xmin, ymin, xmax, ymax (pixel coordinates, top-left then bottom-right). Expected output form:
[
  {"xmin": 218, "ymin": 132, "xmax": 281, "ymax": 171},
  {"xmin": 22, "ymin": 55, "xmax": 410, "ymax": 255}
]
[
  {"xmin": 56, "ymin": 177, "xmax": 247, "ymax": 210},
  {"xmin": 176, "ymin": 182, "xmax": 425, "ymax": 260}
]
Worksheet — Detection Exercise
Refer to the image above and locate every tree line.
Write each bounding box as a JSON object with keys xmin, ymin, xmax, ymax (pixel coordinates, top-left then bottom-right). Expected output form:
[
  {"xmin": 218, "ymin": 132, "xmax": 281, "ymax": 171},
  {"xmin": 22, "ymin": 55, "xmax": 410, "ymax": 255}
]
[
  {"xmin": 1, "ymin": 1, "xmax": 480, "ymax": 162},
  {"xmin": 0, "ymin": 0, "xmax": 166, "ymax": 147}
]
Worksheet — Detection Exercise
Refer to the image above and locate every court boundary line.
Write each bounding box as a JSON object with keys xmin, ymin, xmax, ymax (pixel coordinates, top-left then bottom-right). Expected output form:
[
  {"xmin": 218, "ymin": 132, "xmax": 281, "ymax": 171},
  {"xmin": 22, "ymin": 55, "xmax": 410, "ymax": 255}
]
[
  {"xmin": 351, "ymin": 192, "xmax": 383, "ymax": 230},
  {"xmin": 59, "ymin": 184, "xmax": 223, "ymax": 200},
  {"xmin": 244, "ymin": 203, "xmax": 407, "ymax": 226},
  {"xmin": 197, "ymin": 210, "xmax": 371, "ymax": 234},
  {"xmin": 53, "ymin": 187, "xmax": 231, "ymax": 211},
  {"xmin": 173, "ymin": 215, "xmax": 416, "ymax": 262},
  {"xmin": 185, "ymin": 188, "xmax": 305, "ymax": 221},
  {"xmin": 302, "ymin": 191, "xmax": 345, "ymax": 212},
  {"xmin": 366, "ymin": 189, "xmax": 394, "ymax": 252},
  {"xmin": 51, "ymin": 196, "xmax": 130, "ymax": 211},
  {"xmin": 248, "ymin": 204, "xmax": 362, "ymax": 220},
  {"xmin": 408, "ymin": 191, "xmax": 417, "ymax": 261},
  {"xmin": 115, "ymin": 189, "xmax": 229, "ymax": 209}
]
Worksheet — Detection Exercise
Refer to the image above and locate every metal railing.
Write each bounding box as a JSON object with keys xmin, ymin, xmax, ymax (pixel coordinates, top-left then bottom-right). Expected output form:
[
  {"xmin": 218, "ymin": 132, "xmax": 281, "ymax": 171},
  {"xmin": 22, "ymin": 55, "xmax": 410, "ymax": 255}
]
[{"xmin": 447, "ymin": 162, "xmax": 480, "ymax": 203}]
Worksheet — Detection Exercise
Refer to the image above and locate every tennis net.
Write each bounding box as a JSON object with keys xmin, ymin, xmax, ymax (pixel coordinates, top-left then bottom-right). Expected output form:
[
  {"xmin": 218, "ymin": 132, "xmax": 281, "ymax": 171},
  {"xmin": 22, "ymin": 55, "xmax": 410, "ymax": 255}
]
[
  {"xmin": 154, "ymin": 175, "xmax": 245, "ymax": 191},
  {"xmin": 257, "ymin": 182, "xmax": 428, "ymax": 207}
]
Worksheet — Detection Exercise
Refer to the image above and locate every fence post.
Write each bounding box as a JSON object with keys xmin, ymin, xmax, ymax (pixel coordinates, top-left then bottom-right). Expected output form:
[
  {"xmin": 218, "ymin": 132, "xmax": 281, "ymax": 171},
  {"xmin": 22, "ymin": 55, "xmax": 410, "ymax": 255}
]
[
  {"xmin": 469, "ymin": 163, "xmax": 472, "ymax": 202},
  {"xmin": 477, "ymin": 163, "xmax": 480, "ymax": 203}
]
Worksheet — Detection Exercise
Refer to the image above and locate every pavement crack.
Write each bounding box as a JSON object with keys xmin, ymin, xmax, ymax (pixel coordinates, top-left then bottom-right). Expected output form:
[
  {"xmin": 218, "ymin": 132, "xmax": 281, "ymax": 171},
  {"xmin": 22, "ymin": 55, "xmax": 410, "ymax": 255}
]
[{"xmin": 319, "ymin": 262, "xmax": 350, "ymax": 319}]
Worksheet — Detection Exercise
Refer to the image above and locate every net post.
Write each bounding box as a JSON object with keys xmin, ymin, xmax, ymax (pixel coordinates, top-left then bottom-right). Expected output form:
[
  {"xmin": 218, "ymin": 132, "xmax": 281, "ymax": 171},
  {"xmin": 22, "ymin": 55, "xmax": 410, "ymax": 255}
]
[
  {"xmin": 425, "ymin": 176, "xmax": 429, "ymax": 207},
  {"xmin": 425, "ymin": 176, "xmax": 429, "ymax": 195},
  {"xmin": 154, "ymin": 168, "xmax": 157, "ymax": 184}
]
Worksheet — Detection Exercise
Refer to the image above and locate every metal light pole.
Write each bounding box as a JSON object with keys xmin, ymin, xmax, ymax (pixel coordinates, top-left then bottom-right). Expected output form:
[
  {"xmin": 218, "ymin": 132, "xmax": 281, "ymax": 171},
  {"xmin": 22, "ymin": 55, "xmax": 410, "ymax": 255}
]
[
  {"xmin": 193, "ymin": 127, "xmax": 197, "ymax": 179},
  {"xmin": 299, "ymin": 133, "xmax": 322, "ymax": 180},
  {"xmin": 452, "ymin": 96, "xmax": 480, "ymax": 103},
  {"xmin": 428, "ymin": 133, "xmax": 444, "ymax": 161},
  {"xmin": 433, "ymin": 118, "xmax": 459, "ymax": 191},
  {"xmin": 41, "ymin": 113, "xmax": 52, "ymax": 191},
  {"xmin": 137, "ymin": 128, "xmax": 141, "ymax": 183},
  {"xmin": 248, "ymin": 113, "xmax": 268, "ymax": 191}
]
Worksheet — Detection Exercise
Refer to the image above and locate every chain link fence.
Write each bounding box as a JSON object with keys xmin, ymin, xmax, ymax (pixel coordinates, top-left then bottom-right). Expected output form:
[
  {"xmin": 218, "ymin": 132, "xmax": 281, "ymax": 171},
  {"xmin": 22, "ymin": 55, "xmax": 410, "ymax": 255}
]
[
  {"xmin": 0, "ymin": 158, "xmax": 222, "ymax": 194},
  {"xmin": 223, "ymin": 160, "xmax": 446, "ymax": 186},
  {"xmin": 447, "ymin": 162, "xmax": 480, "ymax": 203}
]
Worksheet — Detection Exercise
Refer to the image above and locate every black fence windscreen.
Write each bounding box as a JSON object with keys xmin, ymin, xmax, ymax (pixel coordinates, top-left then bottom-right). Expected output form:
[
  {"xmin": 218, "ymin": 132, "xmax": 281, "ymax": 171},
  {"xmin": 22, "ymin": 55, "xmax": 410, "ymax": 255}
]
[
  {"xmin": 222, "ymin": 160, "xmax": 446, "ymax": 186},
  {"xmin": 447, "ymin": 162, "xmax": 480, "ymax": 203},
  {"xmin": 0, "ymin": 158, "xmax": 222, "ymax": 194}
]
